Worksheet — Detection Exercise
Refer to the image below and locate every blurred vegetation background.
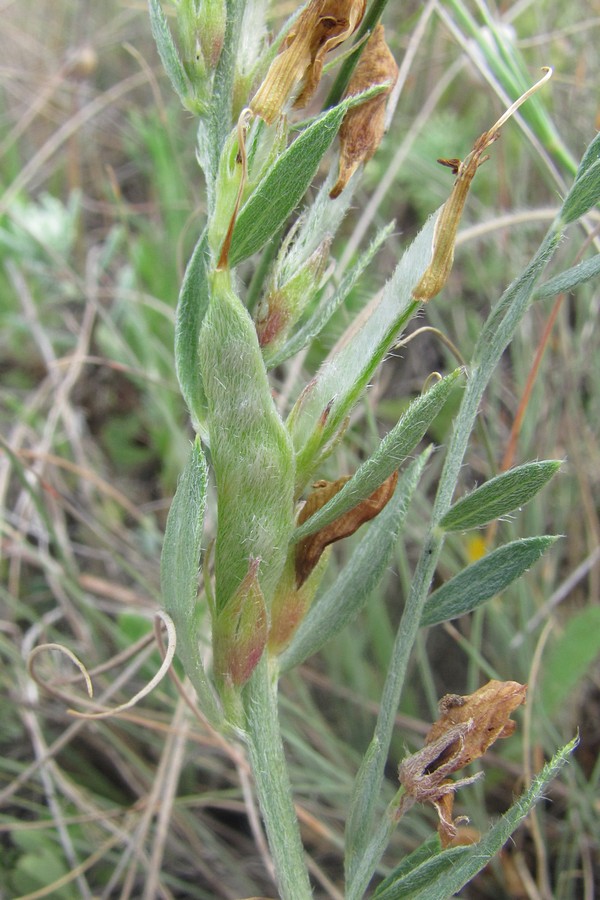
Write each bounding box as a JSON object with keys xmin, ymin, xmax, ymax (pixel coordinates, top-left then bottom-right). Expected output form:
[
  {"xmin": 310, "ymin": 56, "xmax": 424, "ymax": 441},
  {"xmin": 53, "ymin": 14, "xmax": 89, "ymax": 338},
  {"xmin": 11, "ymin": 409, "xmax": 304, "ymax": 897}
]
[{"xmin": 0, "ymin": 0, "xmax": 599, "ymax": 897}]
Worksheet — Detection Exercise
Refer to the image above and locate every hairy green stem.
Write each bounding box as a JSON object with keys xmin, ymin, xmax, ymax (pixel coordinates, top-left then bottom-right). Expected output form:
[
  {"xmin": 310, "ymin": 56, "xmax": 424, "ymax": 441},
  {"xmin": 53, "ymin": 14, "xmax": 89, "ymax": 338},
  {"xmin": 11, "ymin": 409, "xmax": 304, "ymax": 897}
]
[{"xmin": 244, "ymin": 655, "xmax": 313, "ymax": 899}]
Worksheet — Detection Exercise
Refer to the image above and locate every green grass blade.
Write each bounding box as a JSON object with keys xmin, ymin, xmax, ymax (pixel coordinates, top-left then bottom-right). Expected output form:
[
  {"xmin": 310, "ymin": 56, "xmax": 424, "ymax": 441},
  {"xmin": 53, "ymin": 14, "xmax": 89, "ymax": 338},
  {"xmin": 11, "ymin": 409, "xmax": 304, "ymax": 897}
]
[
  {"xmin": 421, "ymin": 536, "xmax": 559, "ymax": 627},
  {"xmin": 293, "ymin": 371, "xmax": 462, "ymax": 542},
  {"xmin": 280, "ymin": 450, "xmax": 430, "ymax": 673},
  {"xmin": 160, "ymin": 437, "xmax": 221, "ymax": 725},
  {"xmin": 541, "ymin": 606, "xmax": 600, "ymax": 716},
  {"xmin": 439, "ymin": 460, "xmax": 561, "ymax": 532},
  {"xmin": 442, "ymin": 0, "xmax": 575, "ymax": 174}
]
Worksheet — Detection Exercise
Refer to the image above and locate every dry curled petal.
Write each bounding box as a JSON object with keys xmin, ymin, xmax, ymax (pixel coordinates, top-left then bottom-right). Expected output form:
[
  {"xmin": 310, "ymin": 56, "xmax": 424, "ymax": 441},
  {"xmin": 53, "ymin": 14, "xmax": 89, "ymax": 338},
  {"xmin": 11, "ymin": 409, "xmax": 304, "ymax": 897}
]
[
  {"xmin": 412, "ymin": 67, "xmax": 552, "ymax": 301},
  {"xmin": 295, "ymin": 470, "xmax": 398, "ymax": 586},
  {"xmin": 251, "ymin": 0, "xmax": 366, "ymax": 124},
  {"xmin": 398, "ymin": 679, "xmax": 527, "ymax": 846},
  {"xmin": 426, "ymin": 679, "xmax": 527, "ymax": 764},
  {"xmin": 330, "ymin": 24, "xmax": 398, "ymax": 198}
]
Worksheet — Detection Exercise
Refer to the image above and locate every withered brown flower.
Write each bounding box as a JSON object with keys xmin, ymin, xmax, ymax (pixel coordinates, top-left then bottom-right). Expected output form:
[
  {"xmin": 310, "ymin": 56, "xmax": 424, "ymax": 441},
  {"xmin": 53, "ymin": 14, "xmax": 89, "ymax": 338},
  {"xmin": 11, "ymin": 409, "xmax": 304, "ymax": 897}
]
[
  {"xmin": 251, "ymin": 0, "xmax": 366, "ymax": 124},
  {"xmin": 398, "ymin": 680, "xmax": 527, "ymax": 846},
  {"xmin": 412, "ymin": 68, "xmax": 552, "ymax": 302},
  {"xmin": 295, "ymin": 471, "xmax": 398, "ymax": 586},
  {"xmin": 330, "ymin": 24, "xmax": 398, "ymax": 198}
]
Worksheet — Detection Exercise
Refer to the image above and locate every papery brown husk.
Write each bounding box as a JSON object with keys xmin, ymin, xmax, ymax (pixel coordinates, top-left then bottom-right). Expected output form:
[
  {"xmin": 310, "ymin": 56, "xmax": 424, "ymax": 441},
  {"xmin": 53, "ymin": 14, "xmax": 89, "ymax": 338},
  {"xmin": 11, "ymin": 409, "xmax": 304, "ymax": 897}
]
[
  {"xmin": 330, "ymin": 24, "xmax": 398, "ymax": 198},
  {"xmin": 251, "ymin": 0, "xmax": 366, "ymax": 123},
  {"xmin": 295, "ymin": 470, "xmax": 398, "ymax": 586}
]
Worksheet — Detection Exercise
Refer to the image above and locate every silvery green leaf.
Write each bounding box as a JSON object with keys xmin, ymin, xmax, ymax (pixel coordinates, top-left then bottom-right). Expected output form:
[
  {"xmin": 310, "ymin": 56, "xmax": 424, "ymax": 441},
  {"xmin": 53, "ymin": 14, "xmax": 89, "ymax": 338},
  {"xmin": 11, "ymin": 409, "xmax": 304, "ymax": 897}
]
[
  {"xmin": 228, "ymin": 87, "xmax": 386, "ymax": 267},
  {"xmin": 174, "ymin": 231, "xmax": 210, "ymax": 436},
  {"xmin": 421, "ymin": 536, "xmax": 559, "ymax": 627},
  {"xmin": 268, "ymin": 222, "xmax": 395, "ymax": 368},
  {"xmin": 558, "ymin": 132, "xmax": 600, "ymax": 226},
  {"xmin": 160, "ymin": 438, "xmax": 221, "ymax": 725},
  {"xmin": 293, "ymin": 371, "xmax": 461, "ymax": 539},
  {"xmin": 439, "ymin": 460, "xmax": 561, "ymax": 532},
  {"xmin": 535, "ymin": 253, "xmax": 600, "ymax": 300},
  {"xmin": 288, "ymin": 212, "xmax": 438, "ymax": 478},
  {"xmin": 148, "ymin": 0, "xmax": 191, "ymax": 109}
]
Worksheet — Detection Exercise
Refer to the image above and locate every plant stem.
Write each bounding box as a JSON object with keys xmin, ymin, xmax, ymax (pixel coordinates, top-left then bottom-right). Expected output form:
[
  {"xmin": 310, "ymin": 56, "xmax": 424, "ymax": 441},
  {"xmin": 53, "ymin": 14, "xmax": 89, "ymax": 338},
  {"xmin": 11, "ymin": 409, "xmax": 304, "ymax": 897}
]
[
  {"xmin": 346, "ymin": 224, "xmax": 563, "ymax": 895},
  {"xmin": 345, "ymin": 530, "xmax": 441, "ymax": 893},
  {"xmin": 346, "ymin": 790, "xmax": 410, "ymax": 900},
  {"xmin": 244, "ymin": 654, "xmax": 313, "ymax": 899}
]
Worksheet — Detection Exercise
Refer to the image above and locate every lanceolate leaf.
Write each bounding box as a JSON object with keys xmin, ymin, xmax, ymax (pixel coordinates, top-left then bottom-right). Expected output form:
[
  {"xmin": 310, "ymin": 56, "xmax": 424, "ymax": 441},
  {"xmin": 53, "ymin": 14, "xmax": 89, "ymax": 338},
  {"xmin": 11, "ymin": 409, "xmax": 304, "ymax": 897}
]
[
  {"xmin": 439, "ymin": 460, "xmax": 561, "ymax": 532},
  {"xmin": 371, "ymin": 835, "xmax": 445, "ymax": 894},
  {"xmin": 421, "ymin": 536, "xmax": 559, "ymax": 627},
  {"xmin": 148, "ymin": 0, "xmax": 190, "ymax": 108},
  {"xmin": 372, "ymin": 737, "xmax": 578, "ymax": 899},
  {"xmin": 228, "ymin": 87, "xmax": 385, "ymax": 267},
  {"xmin": 280, "ymin": 449, "xmax": 430, "ymax": 672},
  {"xmin": 160, "ymin": 438, "xmax": 221, "ymax": 725},
  {"xmin": 175, "ymin": 231, "xmax": 211, "ymax": 436},
  {"xmin": 573, "ymin": 129, "xmax": 600, "ymax": 182},
  {"xmin": 535, "ymin": 253, "xmax": 600, "ymax": 300},
  {"xmin": 288, "ymin": 211, "xmax": 437, "ymax": 478},
  {"xmin": 293, "ymin": 370, "xmax": 462, "ymax": 541},
  {"xmin": 559, "ymin": 131, "xmax": 600, "ymax": 226}
]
